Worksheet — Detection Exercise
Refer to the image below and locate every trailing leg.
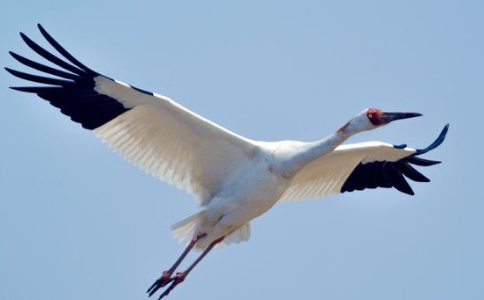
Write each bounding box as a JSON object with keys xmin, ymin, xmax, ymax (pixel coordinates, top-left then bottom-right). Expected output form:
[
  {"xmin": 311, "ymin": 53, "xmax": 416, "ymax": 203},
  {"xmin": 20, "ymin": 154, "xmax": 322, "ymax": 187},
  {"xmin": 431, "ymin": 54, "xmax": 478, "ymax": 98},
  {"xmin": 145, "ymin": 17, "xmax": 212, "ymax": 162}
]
[
  {"xmin": 147, "ymin": 234, "xmax": 205, "ymax": 297},
  {"xmin": 157, "ymin": 236, "xmax": 224, "ymax": 299}
]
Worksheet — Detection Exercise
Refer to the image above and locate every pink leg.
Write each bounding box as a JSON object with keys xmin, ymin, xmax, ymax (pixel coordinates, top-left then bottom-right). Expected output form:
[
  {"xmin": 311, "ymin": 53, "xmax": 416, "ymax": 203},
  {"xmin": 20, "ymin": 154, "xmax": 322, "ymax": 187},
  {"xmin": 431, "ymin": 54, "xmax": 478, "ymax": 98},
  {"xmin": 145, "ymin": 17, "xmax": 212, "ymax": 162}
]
[
  {"xmin": 147, "ymin": 234, "xmax": 205, "ymax": 297},
  {"xmin": 157, "ymin": 236, "xmax": 224, "ymax": 299}
]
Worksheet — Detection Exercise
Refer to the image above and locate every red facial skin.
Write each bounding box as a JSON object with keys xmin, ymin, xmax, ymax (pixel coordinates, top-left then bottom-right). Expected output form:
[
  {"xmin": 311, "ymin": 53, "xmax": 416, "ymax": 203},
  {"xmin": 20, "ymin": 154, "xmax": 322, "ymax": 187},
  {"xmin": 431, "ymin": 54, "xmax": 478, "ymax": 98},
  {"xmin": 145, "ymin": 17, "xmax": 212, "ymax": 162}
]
[{"xmin": 367, "ymin": 108, "xmax": 383, "ymax": 125}]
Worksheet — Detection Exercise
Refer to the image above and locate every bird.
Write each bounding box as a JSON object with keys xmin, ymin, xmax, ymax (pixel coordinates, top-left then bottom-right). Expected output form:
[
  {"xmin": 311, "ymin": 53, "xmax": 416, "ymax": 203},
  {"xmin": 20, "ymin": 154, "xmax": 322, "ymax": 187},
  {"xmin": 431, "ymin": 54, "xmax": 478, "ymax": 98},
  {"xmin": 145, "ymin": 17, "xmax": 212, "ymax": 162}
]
[{"xmin": 6, "ymin": 24, "xmax": 448, "ymax": 299}]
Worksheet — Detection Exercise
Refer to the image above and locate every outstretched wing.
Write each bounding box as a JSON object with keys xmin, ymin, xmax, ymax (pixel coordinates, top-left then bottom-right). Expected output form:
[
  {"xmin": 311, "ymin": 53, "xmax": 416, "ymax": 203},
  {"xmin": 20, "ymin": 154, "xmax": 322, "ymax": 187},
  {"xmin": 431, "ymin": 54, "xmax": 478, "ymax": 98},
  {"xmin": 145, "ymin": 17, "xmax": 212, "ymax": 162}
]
[
  {"xmin": 6, "ymin": 24, "xmax": 257, "ymax": 205},
  {"xmin": 279, "ymin": 125, "xmax": 448, "ymax": 201}
]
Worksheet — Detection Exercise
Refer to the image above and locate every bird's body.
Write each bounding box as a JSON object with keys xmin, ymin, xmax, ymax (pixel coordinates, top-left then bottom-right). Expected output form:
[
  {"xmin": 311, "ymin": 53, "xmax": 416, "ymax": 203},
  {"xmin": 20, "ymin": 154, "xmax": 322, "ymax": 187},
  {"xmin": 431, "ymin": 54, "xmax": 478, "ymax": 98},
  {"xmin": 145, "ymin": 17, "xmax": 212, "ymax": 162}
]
[
  {"xmin": 7, "ymin": 24, "xmax": 448, "ymax": 299},
  {"xmin": 171, "ymin": 138, "xmax": 340, "ymax": 249},
  {"xmin": 193, "ymin": 150, "xmax": 287, "ymax": 249}
]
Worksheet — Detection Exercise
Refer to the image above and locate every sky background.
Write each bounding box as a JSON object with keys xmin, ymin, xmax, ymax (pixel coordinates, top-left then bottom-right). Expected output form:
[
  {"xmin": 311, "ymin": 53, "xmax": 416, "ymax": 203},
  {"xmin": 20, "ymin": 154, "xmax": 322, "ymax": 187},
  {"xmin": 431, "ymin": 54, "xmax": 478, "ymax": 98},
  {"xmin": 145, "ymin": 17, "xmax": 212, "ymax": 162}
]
[{"xmin": 1, "ymin": 0, "xmax": 483, "ymax": 299}]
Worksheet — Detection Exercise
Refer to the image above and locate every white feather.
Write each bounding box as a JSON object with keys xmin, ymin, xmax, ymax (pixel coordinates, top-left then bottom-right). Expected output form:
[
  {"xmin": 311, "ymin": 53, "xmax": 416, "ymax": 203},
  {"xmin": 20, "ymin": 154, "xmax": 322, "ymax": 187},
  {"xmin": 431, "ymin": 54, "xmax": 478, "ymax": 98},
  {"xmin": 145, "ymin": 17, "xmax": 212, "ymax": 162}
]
[{"xmin": 93, "ymin": 76, "xmax": 257, "ymax": 205}]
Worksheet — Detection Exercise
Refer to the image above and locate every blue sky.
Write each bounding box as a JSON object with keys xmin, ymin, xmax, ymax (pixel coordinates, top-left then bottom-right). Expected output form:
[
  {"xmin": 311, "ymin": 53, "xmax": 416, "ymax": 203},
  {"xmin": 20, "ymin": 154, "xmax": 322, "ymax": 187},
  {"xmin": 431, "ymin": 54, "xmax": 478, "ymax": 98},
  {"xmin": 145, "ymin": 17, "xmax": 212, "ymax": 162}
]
[{"xmin": 1, "ymin": 0, "xmax": 483, "ymax": 299}]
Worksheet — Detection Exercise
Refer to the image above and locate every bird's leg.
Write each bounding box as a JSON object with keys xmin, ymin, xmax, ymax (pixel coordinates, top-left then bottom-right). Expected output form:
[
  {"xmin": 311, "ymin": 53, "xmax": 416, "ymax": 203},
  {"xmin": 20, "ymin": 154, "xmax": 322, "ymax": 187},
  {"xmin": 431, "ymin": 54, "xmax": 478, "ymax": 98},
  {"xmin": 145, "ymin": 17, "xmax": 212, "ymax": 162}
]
[
  {"xmin": 157, "ymin": 236, "xmax": 224, "ymax": 299},
  {"xmin": 147, "ymin": 233, "xmax": 206, "ymax": 297}
]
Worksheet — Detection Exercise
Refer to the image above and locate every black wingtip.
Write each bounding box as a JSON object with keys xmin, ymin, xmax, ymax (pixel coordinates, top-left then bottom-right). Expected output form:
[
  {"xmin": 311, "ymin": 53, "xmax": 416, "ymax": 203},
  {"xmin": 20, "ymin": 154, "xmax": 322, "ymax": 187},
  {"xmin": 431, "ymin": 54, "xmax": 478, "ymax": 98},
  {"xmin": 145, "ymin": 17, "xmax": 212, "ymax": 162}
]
[
  {"xmin": 406, "ymin": 156, "xmax": 441, "ymax": 166},
  {"xmin": 19, "ymin": 32, "xmax": 36, "ymax": 48},
  {"xmin": 441, "ymin": 123, "xmax": 450, "ymax": 138},
  {"xmin": 36, "ymin": 23, "xmax": 94, "ymax": 74},
  {"xmin": 37, "ymin": 24, "xmax": 48, "ymax": 36},
  {"xmin": 414, "ymin": 124, "xmax": 449, "ymax": 155},
  {"xmin": 8, "ymin": 51, "xmax": 23, "ymax": 64},
  {"xmin": 19, "ymin": 32, "xmax": 28, "ymax": 41},
  {"xmin": 38, "ymin": 23, "xmax": 47, "ymax": 36},
  {"xmin": 9, "ymin": 51, "xmax": 23, "ymax": 61},
  {"xmin": 9, "ymin": 86, "xmax": 35, "ymax": 92}
]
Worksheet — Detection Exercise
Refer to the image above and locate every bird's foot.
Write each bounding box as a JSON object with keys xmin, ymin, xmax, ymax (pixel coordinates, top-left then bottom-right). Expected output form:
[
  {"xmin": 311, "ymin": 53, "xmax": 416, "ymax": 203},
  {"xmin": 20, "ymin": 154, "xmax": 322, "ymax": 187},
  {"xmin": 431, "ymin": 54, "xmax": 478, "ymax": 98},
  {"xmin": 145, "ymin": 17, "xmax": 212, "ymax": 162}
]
[
  {"xmin": 147, "ymin": 270, "xmax": 174, "ymax": 297},
  {"xmin": 157, "ymin": 272, "xmax": 187, "ymax": 299}
]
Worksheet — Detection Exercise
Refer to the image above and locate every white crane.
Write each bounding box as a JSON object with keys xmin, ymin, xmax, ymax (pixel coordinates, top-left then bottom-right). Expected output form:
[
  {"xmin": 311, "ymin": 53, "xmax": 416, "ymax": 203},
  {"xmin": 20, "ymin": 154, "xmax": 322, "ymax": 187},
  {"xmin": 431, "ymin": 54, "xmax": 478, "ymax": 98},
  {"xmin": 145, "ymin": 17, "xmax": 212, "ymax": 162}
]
[{"xmin": 7, "ymin": 24, "xmax": 448, "ymax": 299}]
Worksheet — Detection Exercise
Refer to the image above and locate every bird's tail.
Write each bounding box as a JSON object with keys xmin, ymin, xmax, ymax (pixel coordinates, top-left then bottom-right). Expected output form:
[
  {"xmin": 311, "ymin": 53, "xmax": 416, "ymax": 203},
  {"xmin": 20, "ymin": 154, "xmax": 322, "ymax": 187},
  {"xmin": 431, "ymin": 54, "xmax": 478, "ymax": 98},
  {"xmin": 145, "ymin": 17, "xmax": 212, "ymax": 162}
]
[
  {"xmin": 171, "ymin": 211, "xmax": 251, "ymax": 250},
  {"xmin": 171, "ymin": 211, "xmax": 204, "ymax": 246}
]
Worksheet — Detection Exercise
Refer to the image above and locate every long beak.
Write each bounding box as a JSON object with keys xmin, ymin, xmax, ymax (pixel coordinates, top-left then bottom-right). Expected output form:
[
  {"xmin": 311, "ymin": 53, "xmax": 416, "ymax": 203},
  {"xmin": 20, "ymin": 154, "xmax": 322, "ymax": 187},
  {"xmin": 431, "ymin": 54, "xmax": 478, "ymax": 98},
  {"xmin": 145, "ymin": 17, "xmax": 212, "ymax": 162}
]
[{"xmin": 380, "ymin": 112, "xmax": 422, "ymax": 124}]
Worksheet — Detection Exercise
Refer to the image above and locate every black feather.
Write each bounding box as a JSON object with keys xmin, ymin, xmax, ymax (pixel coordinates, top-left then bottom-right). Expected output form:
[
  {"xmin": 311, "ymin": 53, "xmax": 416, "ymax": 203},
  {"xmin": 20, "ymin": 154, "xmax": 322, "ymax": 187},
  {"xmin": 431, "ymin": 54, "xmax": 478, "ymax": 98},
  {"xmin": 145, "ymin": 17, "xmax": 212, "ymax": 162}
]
[
  {"xmin": 7, "ymin": 25, "xmax": 131, "ymax": 130},
  {"xmin": 387, "ymin": 164, "xmax": 414, "ymax": 195},
  {"xmin": 10, "ymin": 86, "xmax": 63, "ymax": 93},
  {"xmin": 396, "ymin": 162, "xmax": 430, "ymax": 182},
  {"xmin": 414, "ymin": 124, "xmax": 449, "ymax": 155},
  {"xmin": 20, "ymin": 32, "xmax": 86, "ymax": 75},
  {"xmin": 37, "ymin": 24, "xmax": 95, "ymax": 74},
  {"xmin": 5, "ymin": 68, "xmax": 74, "ymax": 86},
  {"xmin": 405, "ymin": 157, "xmax": 441, "ymax": 166},
  {"xmin": 9, "ymin": 51, "xmax": 80, "ymax": 80},
  {"xmin": 340, "ymin": 125, "xmax": 448, "ymax": 196}
]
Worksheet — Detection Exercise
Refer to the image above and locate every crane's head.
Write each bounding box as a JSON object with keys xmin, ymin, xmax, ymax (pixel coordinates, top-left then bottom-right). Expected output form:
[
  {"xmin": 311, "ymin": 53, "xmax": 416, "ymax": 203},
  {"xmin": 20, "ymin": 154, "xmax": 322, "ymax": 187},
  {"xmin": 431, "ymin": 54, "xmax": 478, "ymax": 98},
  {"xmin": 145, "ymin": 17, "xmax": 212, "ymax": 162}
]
[
  {"xmin": 339, "ymin": 108, "xmax": 422, "ymax": 134},
  {"xmin": 366, "ymin": 108, "xmax": 422, "ymax": 126}
]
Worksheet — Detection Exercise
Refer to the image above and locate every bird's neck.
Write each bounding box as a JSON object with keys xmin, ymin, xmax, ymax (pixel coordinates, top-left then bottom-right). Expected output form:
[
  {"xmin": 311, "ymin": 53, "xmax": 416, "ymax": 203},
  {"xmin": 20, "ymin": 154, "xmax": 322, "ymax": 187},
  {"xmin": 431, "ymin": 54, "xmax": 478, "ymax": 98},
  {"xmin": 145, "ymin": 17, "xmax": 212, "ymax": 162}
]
[{"xmin": 283, "ymin": 128, "xmax": 353, "ymax": 176}]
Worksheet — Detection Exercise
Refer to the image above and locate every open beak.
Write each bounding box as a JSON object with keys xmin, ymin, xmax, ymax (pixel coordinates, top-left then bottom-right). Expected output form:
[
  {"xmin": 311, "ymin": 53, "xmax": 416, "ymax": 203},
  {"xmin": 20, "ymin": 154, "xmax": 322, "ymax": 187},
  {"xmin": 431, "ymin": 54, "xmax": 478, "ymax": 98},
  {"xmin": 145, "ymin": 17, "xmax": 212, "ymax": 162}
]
[{"xmin": 380, "ymin": 112, "xmax": 422, "ymax": 124}]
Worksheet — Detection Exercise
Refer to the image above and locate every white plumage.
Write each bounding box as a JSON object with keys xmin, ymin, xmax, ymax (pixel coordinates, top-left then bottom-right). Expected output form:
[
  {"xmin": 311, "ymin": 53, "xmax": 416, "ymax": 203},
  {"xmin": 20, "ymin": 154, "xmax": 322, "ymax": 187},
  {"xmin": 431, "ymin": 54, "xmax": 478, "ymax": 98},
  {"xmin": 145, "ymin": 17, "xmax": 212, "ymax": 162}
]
[
  {"xmin": 93, "ymin": 76, "xmax": 256, "ymax": 205},
  {"xmin": 7, "ymin": 24, "xmax": 448, "ymax": 299}
]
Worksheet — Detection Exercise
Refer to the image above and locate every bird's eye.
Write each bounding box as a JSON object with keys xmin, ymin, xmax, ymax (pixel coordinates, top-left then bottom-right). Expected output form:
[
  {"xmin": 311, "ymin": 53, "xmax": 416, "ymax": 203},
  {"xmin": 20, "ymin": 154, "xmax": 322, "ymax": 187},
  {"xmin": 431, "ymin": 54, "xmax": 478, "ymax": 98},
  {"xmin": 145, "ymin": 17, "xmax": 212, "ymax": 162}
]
[{"xmin": 368, "ymin": 113, "xmax": 373, "ymax": 118}]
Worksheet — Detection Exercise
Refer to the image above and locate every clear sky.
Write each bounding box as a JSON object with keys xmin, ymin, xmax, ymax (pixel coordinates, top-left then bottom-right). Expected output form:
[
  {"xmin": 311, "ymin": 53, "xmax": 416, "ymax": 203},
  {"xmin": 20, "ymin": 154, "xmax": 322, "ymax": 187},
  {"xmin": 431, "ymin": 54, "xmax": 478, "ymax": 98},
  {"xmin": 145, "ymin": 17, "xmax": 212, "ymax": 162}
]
[{"xmin": 1, "ymin": 0, "xmax": 483, "ymax": 299}]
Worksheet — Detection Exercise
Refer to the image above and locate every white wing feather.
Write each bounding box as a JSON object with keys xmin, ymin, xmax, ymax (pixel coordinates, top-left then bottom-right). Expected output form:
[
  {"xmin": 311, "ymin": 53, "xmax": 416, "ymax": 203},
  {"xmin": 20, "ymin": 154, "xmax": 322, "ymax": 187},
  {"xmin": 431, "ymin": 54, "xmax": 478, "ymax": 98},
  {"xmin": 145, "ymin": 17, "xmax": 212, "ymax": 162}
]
[
  {"xmin": 279, "ymin": 142, "xmax": 416, "ymax": 202},
  {"xmin": 93, "ymin": 76, "xmax": 256, "ymax": 205}
]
